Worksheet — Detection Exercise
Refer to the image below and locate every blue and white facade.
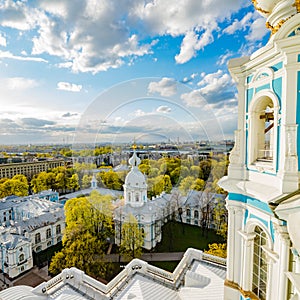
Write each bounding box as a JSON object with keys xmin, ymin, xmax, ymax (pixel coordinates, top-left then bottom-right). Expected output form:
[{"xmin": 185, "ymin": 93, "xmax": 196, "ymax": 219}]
[
  {"xmin": 0, "ymin": 192, "xmax": 65, "ymax": 278},
  {"xmin": 219, "ymin": 1, "xmax": 300, "ymax": 299}
]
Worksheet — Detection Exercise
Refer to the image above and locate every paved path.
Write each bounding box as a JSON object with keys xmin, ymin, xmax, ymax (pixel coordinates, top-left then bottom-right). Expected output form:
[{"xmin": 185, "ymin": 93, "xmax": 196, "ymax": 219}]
[{"xmin": 106, "ymin": 252, "xmax": 184, "ymax": 263}]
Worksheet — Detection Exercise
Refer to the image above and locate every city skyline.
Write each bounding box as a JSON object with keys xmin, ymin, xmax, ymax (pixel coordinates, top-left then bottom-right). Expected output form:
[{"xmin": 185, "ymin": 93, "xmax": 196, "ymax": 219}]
[{"xmin": 0, "ymin": 0, "xmax": 270, "ymax": 144}]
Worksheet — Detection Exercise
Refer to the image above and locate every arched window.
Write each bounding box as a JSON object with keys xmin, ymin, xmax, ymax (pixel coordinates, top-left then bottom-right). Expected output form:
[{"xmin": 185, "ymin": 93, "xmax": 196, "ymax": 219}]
[
  {"xmin": 252, "ymin": 226, "xmax": 268, "ymax": 300},
  {"xmin": 35, "ymin": 232, "xmax": 41, "ymax": 244},
  {"xmin": 135, "ymin": 193, "xmax": 139, "ymax": 202},
  {"xmin": 56, "ymin": 224, "xmax": 61, "ymax": 235},
  {"xmin": 19, "ymin": 253, "xmax": 24, "ymax": 262},
  {"xmin": 46, "ymin": 228, "xmax": 51, "ymax": 239},
  {"xmin": 194, "ymin": 210, "xmax": 199, "ymax": 219},
  {"xmin": 248, "ymin": 93, "xmax": 278, "ymax": 170},
  {"xmin": 186, "ymin": 209, "xmax": 191, "ymax": 217}
]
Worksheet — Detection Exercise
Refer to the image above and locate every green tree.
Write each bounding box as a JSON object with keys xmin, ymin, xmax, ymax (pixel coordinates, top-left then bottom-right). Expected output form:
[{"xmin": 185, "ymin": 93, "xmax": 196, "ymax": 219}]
[
  {"xmin": 179, "ymin": 176, "xmax": 196, "ymax": 195},
  {"xmin": 49, "ymin": 191, "xmax": 114, "ymax": 278},
  {"xmin": 82, "ymin": 174, "xmax": 92, "ymax": 189},
  {"xmin": 99, "ymin": 170, "xmax": 122, "ymax": 190},
  {"xmin": 55, "ymin": 171, "xmax": 68, "ymax": 194},
  {"xmin": 213, "ymin": 197, "xmax": 228, "ymax": 240},
  {"xmin": 0, "ymin": 177, "xmax": 28, "ymax": 197},
  {"xmin": 12, "ymin": 174, "xmax": 28, "ymax": 185},
  {"xmin": 148, "ymin": 175, "xmax": 172, "ymax": 198},
  {"xmin": 204, "ymin": 243, "xmax": 227, "ymax": 258},
  {"xmin": 68, "ymin": 174, "xmax": 80, "ymax": 192},
  {"xmin": 120, "ymin": 214, "xmax": 144, "ymax": 260},
  {"xmin": 191, "ymin": 178, "xmax": 205, "ymax": 191},
  {"xmin": 31, "ymin": 172, "xmax": 48, "ymax": 193},
  {"xmin": 199, "ymin": 159, "xmax": 212, "ymax": 181}
]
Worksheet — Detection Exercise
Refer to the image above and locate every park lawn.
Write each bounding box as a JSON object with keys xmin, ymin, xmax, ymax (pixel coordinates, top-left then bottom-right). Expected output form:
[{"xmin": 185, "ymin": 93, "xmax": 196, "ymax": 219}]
[{"xmin": 154, "ymin": 221, "xmax": 225, "ymax": 253}]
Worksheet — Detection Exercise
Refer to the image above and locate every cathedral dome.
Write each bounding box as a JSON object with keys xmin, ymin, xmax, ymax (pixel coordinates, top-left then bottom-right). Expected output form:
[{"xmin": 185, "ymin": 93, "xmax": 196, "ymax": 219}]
[
  {"xmin": 125, "ymin": 168, "xmax": 147, "ymax": 188},
  {"xmin": 124, "ymin": 151, "xmax": 147, "ymax": 188}
]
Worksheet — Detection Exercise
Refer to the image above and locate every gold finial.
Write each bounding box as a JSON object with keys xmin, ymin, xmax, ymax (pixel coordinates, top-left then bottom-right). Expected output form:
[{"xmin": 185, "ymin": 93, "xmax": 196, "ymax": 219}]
[
  {"xmin": 132, "ymin": 138, "xmax": 137, "ymax": 150},
  {"xmin": 294, "ymin": 0, "xmax": 300, "ymax": 12},
  {"xmin": 252, "ymin": 0, "xmax": 270, "ymax": 14}
]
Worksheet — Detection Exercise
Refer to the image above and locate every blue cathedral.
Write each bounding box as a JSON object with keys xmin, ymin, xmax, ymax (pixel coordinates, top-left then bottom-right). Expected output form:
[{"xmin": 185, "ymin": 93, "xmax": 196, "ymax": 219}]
[
  {"xmin": 219, "ymin": 0, "xmax": 300, "ymax": 299},
  {"xmin": 1, "ymin": 1, "xmax": 300, "ymax": 299}
]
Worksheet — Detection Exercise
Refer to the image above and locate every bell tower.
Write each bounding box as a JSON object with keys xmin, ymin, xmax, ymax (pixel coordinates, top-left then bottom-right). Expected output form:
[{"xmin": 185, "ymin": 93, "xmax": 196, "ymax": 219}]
[{"xmin": 219, "ymin": 1, "xmax": 300, "ymax": 299}]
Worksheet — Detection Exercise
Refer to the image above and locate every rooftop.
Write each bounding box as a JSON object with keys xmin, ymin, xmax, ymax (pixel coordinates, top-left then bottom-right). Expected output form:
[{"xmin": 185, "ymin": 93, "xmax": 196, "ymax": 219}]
[{"xmin": 0, "ymin": 248, "xmax": 226, "ymax": 300}]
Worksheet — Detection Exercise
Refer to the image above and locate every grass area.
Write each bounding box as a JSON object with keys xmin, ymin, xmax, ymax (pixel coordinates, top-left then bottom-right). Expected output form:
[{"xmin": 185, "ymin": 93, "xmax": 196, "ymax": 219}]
[{"xmin": 154, "ymin": 221, "xmax": 225, "ymax": 253}]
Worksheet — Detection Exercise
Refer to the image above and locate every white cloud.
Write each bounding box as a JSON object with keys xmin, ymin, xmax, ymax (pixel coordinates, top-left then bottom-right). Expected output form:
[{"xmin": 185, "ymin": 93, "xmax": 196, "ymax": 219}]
[
  {"xmin": 156, "ymin": 106, "xmax": 171, "ymax": 113},
  {"xmin": 0, "ymin": 0, "xmax": 39, "ymax": 30},
  {"xmin": 223, "ymin": 12, "xmax": 253, "ymax": 35},
  {"xmin": 0, "ymin": 77, "xmax": 39, "ymax": 90},
  {"xmin": 217, "ymin": 51, "xmax": 234, "ymax": 66},
  {"xmin": 198, "ymin": 70, "xmax": 231, "ymax": 93},
  {"xmin": 175, "ymin": 28, "xmax": 215, "ymax": 64},
  {"xmin": 132, "ymin": 109, "xmax": 147, "ymax": 118},
  {"xmin": 246, "ymin": 17, "xmax": 269, "ymax": 41},
  {"xmin": 57, "ymin": 82, "xmax": 82, "ymax": 92},
  {"xmin": 0, "ymin": 33, "xmax": 6, "ymax": 47},
  {"xmin": 181, "ymin": 90, "xmax": 206, "ymax": 108},
  {"xmin": 0, "ymin": 50, "xmax": 48, "ymax": 62},
  {"xmin": 196, "ymin": 70, "xmax": 235, "ymax": 104},
  {"xmin": 148, "ymin": 78, "xmax": 177, "ymax": 97},
  {"xmin": 181, "ymin": 70, "xmax": 235, "ymax": 109},
  {"xmin": 223, "ymin": 11, "xmax": 268, "ymax": 42},
  {"xmin": 0, "ymin": 0, "xmax": 247, "ymax": 72}
]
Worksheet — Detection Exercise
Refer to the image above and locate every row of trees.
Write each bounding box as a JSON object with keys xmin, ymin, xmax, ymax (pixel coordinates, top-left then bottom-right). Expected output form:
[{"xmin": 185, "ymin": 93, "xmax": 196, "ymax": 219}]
[
  {"xmin": 31, "ymin": 167, "xmax": 80, "ymax": 194},
  {"xmin": 0, "ymin": 153, "xmax": 228, "ymax": 199}
]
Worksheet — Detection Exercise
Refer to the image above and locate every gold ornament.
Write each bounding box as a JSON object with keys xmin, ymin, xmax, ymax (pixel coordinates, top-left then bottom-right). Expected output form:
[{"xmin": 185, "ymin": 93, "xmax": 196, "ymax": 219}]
[
  {"xmin": 252, "ymin": 0, "xmax": 270, "ymax": 14},
  {"xmin": 294, "ymin": 0, "xmax": 300, "ymax": 12}
]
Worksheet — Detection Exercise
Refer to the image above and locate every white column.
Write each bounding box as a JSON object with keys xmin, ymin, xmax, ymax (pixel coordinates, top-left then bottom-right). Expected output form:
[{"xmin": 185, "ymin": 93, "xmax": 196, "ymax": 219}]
[
  {"xmin": 277, "ymin": 230, "xmax": 290, "ymax": 300},
  {"xmin": 239, "ymin": 231, "xmax": 256, "ymax": 291},
  {"xmin": 233, "ymin": 206, "xmax": 245, "ymax": 285},
  {"xmin": 226, "ymin": 205, "xmax": 235, "ymax": 282},
  {"xmin": 263, "ymin": 246, "xmax": 279, "ymax": 300}
]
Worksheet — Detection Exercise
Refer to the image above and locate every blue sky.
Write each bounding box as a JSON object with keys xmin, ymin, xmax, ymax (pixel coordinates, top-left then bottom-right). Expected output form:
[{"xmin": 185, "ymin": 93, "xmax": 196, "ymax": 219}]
[{"xmin": 0, "ymin": 0, "xmax": 270, "ymax": 145}]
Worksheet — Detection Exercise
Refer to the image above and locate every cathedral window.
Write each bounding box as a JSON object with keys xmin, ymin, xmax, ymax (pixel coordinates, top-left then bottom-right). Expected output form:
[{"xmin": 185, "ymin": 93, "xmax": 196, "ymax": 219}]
[
  {"xmin": 19, "ymin": 253, "xmax": 24, "ymax": 262},
  {"xmin": 35, "ymin": 233, "xmax": 41, "ymax": 244},
  {"xmin": 252, "ymin": 226, "xmax": 268, "ymax": 300},
  {"xmin": 194, "ymin": 210, "xmax": 199, "ymax": 219},
  {"xmin": 248, "ymin": 94, "xmax": 278, "ymax": 170},
  {"xmin": 56, "ymin": 224, "xmax": 61, "ymax": 235},
  {"xmin": 46, "ymin": 228, "xmax": 51, "ymax": 239},
  {"xmin": 135, "ymin": 193, "xmax": 139, "ymax": 202}
]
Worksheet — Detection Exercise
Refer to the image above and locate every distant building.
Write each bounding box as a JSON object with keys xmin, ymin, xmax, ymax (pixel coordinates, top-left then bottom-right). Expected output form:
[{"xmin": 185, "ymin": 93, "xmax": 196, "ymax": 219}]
[{"xmin": 0, "ymin": 159, "xmax": 64, "ymax": 179}]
